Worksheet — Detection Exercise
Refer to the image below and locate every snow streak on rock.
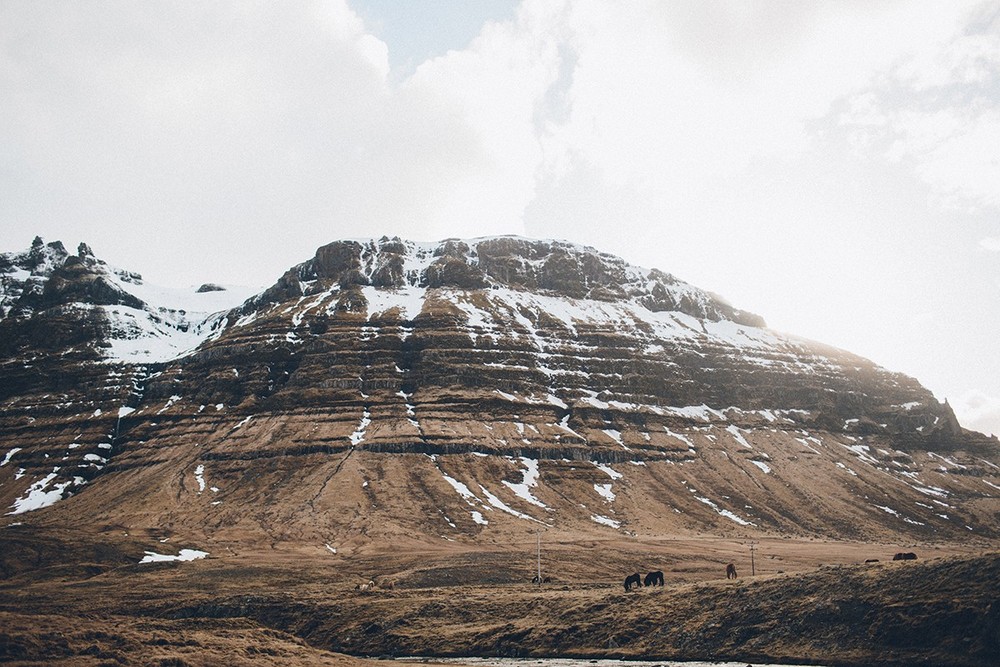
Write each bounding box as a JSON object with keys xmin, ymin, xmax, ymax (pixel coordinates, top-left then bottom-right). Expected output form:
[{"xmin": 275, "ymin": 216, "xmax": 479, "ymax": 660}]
[
  {"xmin": 350, "ymin": 409, "xmax": 372, "ymax": 446},
  {"xmin": 502, "ymin": 457, "xmax": 547, "ymax": 508}
]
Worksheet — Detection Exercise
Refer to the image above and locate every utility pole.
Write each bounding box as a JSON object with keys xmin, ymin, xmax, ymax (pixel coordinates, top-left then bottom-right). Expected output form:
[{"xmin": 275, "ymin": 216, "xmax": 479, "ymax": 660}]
[
  {"xmin": 536, "ymin": 529, "xmax": 541, "ymax": 586},
  {"xmin": 749, "ymin": 540, "xmax": 758, "ymax": 576}
]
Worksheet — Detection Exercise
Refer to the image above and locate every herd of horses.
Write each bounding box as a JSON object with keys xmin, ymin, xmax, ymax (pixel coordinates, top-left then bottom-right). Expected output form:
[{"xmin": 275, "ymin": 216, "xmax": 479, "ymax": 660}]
[
  {"xmin": 355, "ymin": 553, "xmax": 920, "ymax": 594},
  {"xmin": 867, "ymin": 552, "xmax": 918, "ymax": 563},
  {"xmin": 624, "ymin": 564, "xmax": 735, "ymax": 591},
  {"xmin": 620, "ymin": 554, "xmax": 916, "ymax": 591}
]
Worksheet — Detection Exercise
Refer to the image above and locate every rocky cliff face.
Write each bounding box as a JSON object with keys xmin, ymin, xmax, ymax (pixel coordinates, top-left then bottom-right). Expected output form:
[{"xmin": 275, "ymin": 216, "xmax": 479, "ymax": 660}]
[{"xmin": 1, "ymin": 236, "xmax": 997, "ymax": 552}]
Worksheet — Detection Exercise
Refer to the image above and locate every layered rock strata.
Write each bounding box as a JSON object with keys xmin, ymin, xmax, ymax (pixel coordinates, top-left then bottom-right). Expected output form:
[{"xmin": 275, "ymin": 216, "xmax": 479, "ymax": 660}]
[{"xmin": 1, "ymin": 236, "xmax": 997, "ymax": 550}]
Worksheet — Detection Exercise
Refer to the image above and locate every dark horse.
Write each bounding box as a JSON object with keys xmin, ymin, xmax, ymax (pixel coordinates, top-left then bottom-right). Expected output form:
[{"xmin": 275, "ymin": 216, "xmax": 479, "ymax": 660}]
[
  {"xmin": 893, "ymin": 552, "xmax": 917, "ymax": 561},
  {"xmin": 644, "ymin": 570, "xmax": 664, "ymax": 587},
  {"xmin": 726, "ymin": 563, "xmax": 738, "ymax": 579},
  {"xmin": 624, "ymin": 573, "xmax": 642, "ymax": 591}
]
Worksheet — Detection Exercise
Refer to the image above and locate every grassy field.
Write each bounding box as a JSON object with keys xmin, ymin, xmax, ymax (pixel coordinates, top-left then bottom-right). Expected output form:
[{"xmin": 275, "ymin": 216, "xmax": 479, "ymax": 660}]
[{"xmin": 2, "ymin": 525, "xmax": 998, "ymax": 666}]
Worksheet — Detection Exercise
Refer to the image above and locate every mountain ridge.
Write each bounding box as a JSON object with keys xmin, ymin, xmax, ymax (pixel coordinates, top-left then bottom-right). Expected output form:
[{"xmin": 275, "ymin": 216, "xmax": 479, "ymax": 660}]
[
  {"xmin": 0, "ymin": 233, "xmax": 997, "ymax": 548},
  {"xmin": 3, "ymin": 232, "xmax": 1000, "ymax": 667}
]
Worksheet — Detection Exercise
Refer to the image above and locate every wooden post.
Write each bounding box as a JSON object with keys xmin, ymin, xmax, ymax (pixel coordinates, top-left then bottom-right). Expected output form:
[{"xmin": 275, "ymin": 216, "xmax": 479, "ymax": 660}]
[{"xmin": 536, "ymin": 529, "xmax": 541, "ymax": 586}]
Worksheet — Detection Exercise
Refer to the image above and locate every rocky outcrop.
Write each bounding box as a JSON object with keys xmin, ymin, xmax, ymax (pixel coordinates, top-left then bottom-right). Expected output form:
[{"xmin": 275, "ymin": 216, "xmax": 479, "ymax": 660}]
[
  {"xmin": 239, "ymin": 236, "xmax": 770, "ymax": 326},
  {"xmin": 1, "ymin": 237, "xmax": 144, "ymax": 318}
]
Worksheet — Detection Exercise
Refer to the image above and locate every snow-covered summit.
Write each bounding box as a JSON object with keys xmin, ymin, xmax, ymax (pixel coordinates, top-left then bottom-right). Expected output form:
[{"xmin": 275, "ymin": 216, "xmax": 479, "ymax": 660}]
[
  {"xmin": 245, "ymin": 235, "xmax": 766, "ymax": 328},
  {"xmin": 0, "ymin": 237, "xmax": 254, "ymax": 363},
  {"xmin": 2, "ymin": 233, "xmax": 991, "ymax": 543}
]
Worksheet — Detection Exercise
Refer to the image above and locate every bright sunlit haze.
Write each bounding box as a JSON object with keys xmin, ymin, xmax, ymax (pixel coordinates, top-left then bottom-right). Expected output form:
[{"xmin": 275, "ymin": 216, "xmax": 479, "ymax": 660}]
[{"xmin": 1, "ymin": 0, "xmax": 998, "ymax": 435}]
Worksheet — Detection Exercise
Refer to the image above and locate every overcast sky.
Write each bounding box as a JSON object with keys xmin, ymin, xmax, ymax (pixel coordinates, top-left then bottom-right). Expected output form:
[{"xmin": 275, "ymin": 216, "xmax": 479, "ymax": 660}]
[{"xmin": 2, "ymin": 1, "xmax": 998, "ymax": 436}]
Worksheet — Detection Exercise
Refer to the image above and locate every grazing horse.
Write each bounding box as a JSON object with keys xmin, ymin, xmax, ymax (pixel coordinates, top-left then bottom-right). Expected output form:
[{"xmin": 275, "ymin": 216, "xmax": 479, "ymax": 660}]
[
  {"xmin": 893, "ymin": 552, "xmax": 917, "ymax": 561},
  {"xmin": 726, "ymin": 563, "xmax": 738, "ymax": 579},
  {"xmin": 624, "ymin": 573, "xmax": 642, "ymax": 591},
  {"xmin": 644, "ymin": 570, "xmax": 664, "ymax": 587}
]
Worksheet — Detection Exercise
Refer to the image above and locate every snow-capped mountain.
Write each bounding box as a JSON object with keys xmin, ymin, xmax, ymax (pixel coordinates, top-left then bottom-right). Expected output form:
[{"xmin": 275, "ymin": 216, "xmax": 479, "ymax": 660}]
[
  {"xmin": 0, "ymin": 236, "xmax": 254, "ymax": 364},
  {"xmin": 1, "ymin": 235, "xmax": 997, "ymax": 548}
]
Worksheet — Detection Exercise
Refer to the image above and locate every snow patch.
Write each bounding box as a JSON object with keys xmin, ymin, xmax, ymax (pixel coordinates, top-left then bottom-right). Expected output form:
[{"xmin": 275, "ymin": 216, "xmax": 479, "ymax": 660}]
[
  {"xmin": 835, "ymin": 462, "xmax": 858, "ymax": 476},
  {"xmin": 139, "ymin": 548, "xmax": 209, "ymax": 564},
  {"xmin": 502, "ymin": 457, "xmax": 547, "ymax": 508},
  {"xmin": 594, "ymin": 483, "xmax": 616, "ymax": 502},
  {"xmin": 232, "ymin": 415, "xmax": 253, "ymax": 430},
  {"xmin": 842, "ymin": 443, "xmax": 879, "ymax": 465},
  {"xmin": 350, "ymin": 408, "xmax": 372, "ymax": 446},
  {"xmin": 7, "ymin": 471, "xmax": 78, "ymax": 515},
  {"xmin": 602, "ymin": 429, "xmax": 628, "ymax": 449},
  {"xmin": 592, "ymin": 462, "xmax": 623, "ymax": 480},
  {"xmin": 689, "ymin": 488, "xmax": 755, "ymax": 526},
  {"xmin": 157, "ymin": 395, "xmax": 182, "ymax": 415},
  {"xmin": 590, "ymin": 514, "xmax": 621, "ymax": 528},
  {"xmin": 664, "ymin": 405, "xmax": 726, "ymax": 421},
  {"xmin": 556, "ymin": 415, "xmax": 584, "ymax": 439},
  {"xmin": 726, "ymin": 424, "xmax": 752, "ymax": 449},
  {"xmin": 360, "ymin": 285, "xmax": 426, "ymax": 320},
  {"xmin": 442, "ymin": 472, "xmax": 480, "ymax": 503},
  {"xmin": 874, "ymin": 504, "xmax": 926, "ymax": 526},
  {"xmin": 664, "ymin": 428, "xmax": 694, "ymax": 448},
  {"xmin": 479, "ymin": 484, "xmax": 541, "ymax": 523}
]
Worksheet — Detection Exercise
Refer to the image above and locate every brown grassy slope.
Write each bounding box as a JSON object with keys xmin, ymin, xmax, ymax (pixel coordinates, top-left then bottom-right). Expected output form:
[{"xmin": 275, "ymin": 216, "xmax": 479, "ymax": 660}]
[
  {"xmin": 148, "ymin": 554, "xmax": 1000, "ymax": 667},
  {"xmin": 0, "ymin": 612, "xmax": 376, "ymax": 667},
  {"xmin": 1, "ymin": 522, "xmax": 997, "ymax": 667}
]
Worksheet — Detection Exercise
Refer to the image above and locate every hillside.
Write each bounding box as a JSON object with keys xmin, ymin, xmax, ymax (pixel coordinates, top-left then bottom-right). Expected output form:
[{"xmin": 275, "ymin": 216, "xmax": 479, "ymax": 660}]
[
  {"xmin": 2, "ymin": 235, "xmax": 997, "ymax": 545},
  {"xmin": 2, "ymin": 234, "xmax": 999, "ymax": 665}
]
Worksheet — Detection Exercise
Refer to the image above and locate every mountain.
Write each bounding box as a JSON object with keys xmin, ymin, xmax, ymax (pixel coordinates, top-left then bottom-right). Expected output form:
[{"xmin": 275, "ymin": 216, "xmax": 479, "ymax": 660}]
[
  {"xmin": 4, "ymin": 234, "xmax": 1000, "ymax": 667},
  {"xmin": 1, "ymin": 234, "xmax": 996, "ymax": 546}
]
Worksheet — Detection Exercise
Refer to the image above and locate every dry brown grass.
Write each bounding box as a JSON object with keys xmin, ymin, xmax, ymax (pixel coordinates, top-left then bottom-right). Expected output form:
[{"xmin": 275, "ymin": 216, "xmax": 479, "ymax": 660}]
[{"xmin": 2, "ymin": 525, "xmax": 998, "ymax": 666}]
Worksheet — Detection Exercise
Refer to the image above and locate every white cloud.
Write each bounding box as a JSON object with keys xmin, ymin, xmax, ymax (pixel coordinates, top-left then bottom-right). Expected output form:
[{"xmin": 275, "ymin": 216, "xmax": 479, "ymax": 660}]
[
  {"xmin": 883, "ymin": 109, "xmax": 1000, "ymax": 211},
  {"xmin": 838, "ymin": 2, "xmax": 1000, "ymax": 211},
  {"xmin": 0, "ymin": 0, "xmax": 551, "ymax": 284},
  {"xmin": 953, "ymin": 391, "xmax": 1000, "ymax": 438},
  {"xmin": 2, "ymin": 0, "xmax": 992, "ymax": 284},
  {"xmin": 538, "ymin": 0, "xmax": 981, "ymax": 189},
  {"xmin": 399, "ymin": 4, "xmax": 562, "ymax": 240},
  {"xmin": 893, "ymin": 4, "xmax": 1000, "ymax": 90},
  {"xmin": 981, "ymin": 237, "xmax": 1000, "ymax": 252}
]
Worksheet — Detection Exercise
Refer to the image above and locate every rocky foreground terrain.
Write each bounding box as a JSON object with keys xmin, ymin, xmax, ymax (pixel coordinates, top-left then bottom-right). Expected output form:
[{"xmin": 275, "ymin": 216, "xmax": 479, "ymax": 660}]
[{"xmin": 1, "ymin": 235, "xmax": 999, "ymax": 665}]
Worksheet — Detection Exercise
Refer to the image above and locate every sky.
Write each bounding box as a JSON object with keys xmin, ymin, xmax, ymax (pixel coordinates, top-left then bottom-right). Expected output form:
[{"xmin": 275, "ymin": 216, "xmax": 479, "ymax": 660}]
[{"xmin": 1, "ymin": 1, "xmax": 998, "ymax": 436}]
